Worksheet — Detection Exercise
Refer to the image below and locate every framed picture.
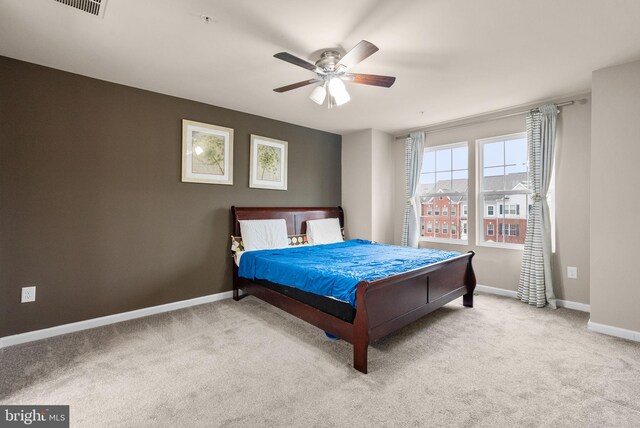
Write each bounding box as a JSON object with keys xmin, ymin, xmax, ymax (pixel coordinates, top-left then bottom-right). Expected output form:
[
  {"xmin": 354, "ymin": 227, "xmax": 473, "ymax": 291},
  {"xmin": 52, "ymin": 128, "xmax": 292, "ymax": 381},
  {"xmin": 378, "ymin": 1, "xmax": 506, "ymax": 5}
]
[
  {"xmin": 250, "ymin": 135, "xmax": 288, "ymax": 191},
  {"xmin": 182, "ymin": 119, "xmax": 233, "ymax": 185}
]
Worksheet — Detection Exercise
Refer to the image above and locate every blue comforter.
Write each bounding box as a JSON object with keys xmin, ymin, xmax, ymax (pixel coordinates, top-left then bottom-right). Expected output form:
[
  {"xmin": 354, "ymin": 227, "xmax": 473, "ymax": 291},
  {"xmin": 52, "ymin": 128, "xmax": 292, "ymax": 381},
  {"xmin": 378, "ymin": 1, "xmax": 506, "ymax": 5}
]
[{"xmin": 238, "ymin": 240, "xmax": 460, "ymax": 307}]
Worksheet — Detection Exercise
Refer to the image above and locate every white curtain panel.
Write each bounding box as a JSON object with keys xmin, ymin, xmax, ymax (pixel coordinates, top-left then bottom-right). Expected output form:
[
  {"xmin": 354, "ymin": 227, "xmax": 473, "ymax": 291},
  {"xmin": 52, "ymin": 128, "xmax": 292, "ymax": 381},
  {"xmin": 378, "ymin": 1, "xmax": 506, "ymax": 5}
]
[
  {"xmin": 518, "ymin": 104, "xmax": 558, "ymax": 308},
  {"xmin": 401, "ymin": 132, "xmax": 425, "ymax": 247}
]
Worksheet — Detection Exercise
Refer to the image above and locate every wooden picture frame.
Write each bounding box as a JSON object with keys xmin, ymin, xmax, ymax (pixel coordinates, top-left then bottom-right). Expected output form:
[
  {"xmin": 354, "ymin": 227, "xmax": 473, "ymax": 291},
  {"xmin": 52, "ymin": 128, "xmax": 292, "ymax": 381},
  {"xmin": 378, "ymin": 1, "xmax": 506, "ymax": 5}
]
[
  {"xmin": 249, "ymin": 135, "xmax": 288, "ymax": 191},
  {"xmin": 182, "ymin": 119, "xmax": 233, "ymax": 185}
]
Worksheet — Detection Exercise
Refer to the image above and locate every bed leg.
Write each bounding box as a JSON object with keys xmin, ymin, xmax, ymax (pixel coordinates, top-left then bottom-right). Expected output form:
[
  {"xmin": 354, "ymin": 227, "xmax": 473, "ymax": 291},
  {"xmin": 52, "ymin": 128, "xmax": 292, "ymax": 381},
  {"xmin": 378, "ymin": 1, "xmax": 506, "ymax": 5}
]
[
  {"xmin": 463, "ymin": 292, "xmax": 474, "ymax": 308},
  {"xmin": 233, "ymin": 284, "xmax": 248, "ymax": 301},
  {"xmin": 353, "ymin": 339, "xmax": 368, "ymax": 374},
  {"xmin": 233, "ymin": 264, "xmax": 242, "ymax": 301}
]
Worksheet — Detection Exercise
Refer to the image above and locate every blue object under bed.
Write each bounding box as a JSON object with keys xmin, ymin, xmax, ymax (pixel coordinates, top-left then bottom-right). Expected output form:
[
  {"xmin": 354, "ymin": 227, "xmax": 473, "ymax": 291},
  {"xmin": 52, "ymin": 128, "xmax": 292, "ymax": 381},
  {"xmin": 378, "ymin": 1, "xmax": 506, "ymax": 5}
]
[{"xmin": 238, "ymin": 239, "xmax": 460, "ymax": 307}]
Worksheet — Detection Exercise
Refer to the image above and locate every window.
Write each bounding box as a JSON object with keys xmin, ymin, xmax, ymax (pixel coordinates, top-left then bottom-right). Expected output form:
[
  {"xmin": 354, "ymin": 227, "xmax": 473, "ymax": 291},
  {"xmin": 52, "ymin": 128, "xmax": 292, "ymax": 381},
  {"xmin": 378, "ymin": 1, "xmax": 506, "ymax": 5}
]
[
  {"xmin": 451, "ymin": 223, "xmax": 457, "ymax": 235},
  {"xmin": 427, "ymin": 222, "xmax": 432, "ymax": 233},
  {"xmin": 427, "ymin": 205, "xmax": 432, "ymax": 215},
  {"xmin": 462, "ymin": 205, "xmax": 468, "ymax": 216},
  {"xmin": 462, "ymin": 221, "xmax": 468, "ymax": 235},
  {"xmin": 477, "ymin": 133, "xmax": 529, "ymax": 248},
  {"xmin": 499, "ymin": 204, "xmax": 520, "ymax": 215},
  {"xmin": 419, "ymin": 142, "xmax": 468, "ymax": 243},
  {"xmin": 499, "ymin": 223, "xmax": 520, "ymax": 236}
]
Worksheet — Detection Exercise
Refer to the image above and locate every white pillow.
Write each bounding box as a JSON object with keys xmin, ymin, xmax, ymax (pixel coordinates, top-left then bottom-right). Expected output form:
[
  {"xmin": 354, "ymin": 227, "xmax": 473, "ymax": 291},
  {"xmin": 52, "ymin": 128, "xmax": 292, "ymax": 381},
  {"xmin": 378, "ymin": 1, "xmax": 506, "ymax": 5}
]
[
  {"xmin": 239, "ymin": 219, "xmax": 289, "ymax": 251},
  {"xmin": 306, "ymin": 218, "xmax": 343, "ymax": 245}
]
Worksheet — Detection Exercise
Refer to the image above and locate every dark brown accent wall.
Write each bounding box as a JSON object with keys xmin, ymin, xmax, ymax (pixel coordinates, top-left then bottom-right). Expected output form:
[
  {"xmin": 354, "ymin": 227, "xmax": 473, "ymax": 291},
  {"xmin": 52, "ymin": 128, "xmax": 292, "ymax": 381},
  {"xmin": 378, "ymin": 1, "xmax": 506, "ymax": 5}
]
[{"xmin": 0, "ymin": 56, "xmax": 341, "ymax": 337}]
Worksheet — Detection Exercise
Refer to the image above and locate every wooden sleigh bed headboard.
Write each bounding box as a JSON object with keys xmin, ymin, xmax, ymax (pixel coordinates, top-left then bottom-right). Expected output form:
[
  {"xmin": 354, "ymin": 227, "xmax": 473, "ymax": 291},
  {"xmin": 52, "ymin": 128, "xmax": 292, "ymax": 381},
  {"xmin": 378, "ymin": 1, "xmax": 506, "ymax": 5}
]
[{"xmin": 231, "ymin": 206, "xmax": 344, "ymax": 236}]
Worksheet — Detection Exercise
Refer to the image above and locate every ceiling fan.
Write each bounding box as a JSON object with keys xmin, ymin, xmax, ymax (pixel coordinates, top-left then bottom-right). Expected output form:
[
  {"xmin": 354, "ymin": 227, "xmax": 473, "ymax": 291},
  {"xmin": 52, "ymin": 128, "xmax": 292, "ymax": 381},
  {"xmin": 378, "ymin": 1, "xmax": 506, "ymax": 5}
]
[{"xmin": 273, "ymin": 40, "xmax": 396, "ymax": 108}]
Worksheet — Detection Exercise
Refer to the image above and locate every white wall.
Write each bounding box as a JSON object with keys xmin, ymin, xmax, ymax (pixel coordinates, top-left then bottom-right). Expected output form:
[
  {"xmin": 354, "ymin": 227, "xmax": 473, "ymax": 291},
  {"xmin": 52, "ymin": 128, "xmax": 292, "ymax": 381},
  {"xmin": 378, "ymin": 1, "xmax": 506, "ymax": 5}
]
[
  {"xmin": 342, "ymin": 129, "xmax": 395, "ymax": 244},
  {"xmin": 553, "ymin": 96, "xmax": 591, "ymax": 305},
  {"xmin": 342, "ymin": 129, "xmax": 372, "ymax": 240},
  {"xmin": 371, "ymin": 129, "xmax": 395, "ymax": 244},
  {"xmin": 590, "ymin": 59, "xmax": 640, "ymax": 332}
]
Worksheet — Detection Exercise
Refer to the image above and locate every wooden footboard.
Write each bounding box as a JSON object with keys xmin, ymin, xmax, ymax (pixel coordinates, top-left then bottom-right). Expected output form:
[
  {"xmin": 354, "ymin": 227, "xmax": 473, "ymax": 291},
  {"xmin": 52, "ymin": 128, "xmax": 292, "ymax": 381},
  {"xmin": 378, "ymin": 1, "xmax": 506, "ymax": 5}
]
[{"xmin": 351, "ymin": 251, "xmax": 475, "ymax": 373}]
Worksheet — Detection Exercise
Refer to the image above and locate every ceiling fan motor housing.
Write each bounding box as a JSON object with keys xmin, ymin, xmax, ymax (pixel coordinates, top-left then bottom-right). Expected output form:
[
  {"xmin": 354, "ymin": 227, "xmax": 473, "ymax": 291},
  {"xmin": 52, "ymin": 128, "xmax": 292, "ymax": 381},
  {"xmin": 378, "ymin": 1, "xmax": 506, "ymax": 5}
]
[{"xmin": 315, "ymin": 51, "xmax": 342, "ymax": 72}]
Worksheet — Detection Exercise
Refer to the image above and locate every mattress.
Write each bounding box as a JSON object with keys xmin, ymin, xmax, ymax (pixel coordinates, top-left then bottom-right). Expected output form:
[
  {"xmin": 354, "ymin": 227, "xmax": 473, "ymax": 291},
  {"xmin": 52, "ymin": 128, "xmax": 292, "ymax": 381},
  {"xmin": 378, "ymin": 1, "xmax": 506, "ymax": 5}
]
[
  {"xmin": 238, "ymin": 239, "xmax": 461, "ymax": 307},
  {"xmin": 253, "ymin": 279, "xmax": 356, "ymax": 323}
]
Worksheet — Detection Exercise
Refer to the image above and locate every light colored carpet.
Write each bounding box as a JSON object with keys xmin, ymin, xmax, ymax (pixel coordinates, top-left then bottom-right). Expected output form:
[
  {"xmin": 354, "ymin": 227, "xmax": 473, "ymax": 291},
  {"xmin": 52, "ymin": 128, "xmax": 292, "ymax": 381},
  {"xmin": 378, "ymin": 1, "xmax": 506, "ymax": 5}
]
[{"xmin": 1, "ymin": 293, "xmax": 639, "ymax": 427}]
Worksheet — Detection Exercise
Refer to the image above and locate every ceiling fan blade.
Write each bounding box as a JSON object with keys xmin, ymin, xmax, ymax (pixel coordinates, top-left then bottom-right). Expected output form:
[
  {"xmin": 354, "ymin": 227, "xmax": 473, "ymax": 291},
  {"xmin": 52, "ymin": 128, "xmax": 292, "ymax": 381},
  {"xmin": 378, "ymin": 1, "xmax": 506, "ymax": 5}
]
[
  {"xmin": 336, "ymin": 40, "xmax": 379, "ymax": 71},
  {"xmin": 345, "ymin": 73, "xmax": 396, "ymax": 88},
  {"xmin": 273, "ymin": 79, "xmax": 321, "ymax": 93},
  {"xmin": 274, "ymin": 52, "xmax": 318, "ymax": 71}
]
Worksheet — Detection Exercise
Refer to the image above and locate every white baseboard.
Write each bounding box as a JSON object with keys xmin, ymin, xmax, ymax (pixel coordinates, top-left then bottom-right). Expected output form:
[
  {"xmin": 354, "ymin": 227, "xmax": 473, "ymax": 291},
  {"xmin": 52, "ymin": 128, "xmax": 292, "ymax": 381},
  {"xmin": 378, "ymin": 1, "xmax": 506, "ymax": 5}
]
[
  {"xmin": 587, "ymin": 320, "xmax": 640, "ymax": 342},
  {"xmin": 556, "ymin": 299, "xmax": 590, "ymax": 312},
  {"xmin": 475, "ymin": 284, "xmax": 590, "ymax": 312},
  {"xmin": 0, "ymin": 290, "xmax": 236, "ymax": 349},
  {"xmin": 475, "ymin": 284, "xmax": 518, "ymax": 298}
]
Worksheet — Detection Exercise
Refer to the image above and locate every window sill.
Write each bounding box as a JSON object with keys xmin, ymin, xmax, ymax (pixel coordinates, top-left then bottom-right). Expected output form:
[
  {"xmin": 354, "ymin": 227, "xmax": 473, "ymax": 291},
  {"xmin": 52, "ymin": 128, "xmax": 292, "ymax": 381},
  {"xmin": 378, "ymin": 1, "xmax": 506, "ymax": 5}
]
[
  {"xmin": 420, "ymin": 238, "xmax": 469, "ymax": 246},
  {"xmin": 476, "ymin": 242, "xmax": 524, "ymax": 251}
]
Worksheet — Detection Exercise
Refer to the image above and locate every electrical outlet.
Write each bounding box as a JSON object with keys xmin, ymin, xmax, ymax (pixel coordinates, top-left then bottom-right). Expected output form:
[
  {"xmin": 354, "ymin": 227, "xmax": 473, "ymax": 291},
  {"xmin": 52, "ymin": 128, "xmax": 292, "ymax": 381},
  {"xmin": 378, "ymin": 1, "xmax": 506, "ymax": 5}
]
[
  {"xmin": 21, "ymin": 286, "xmax": 36, "ymax": 303},
  {"xmin": 567, "ymin": 267, "xmax": 578, "ymax": 280}
]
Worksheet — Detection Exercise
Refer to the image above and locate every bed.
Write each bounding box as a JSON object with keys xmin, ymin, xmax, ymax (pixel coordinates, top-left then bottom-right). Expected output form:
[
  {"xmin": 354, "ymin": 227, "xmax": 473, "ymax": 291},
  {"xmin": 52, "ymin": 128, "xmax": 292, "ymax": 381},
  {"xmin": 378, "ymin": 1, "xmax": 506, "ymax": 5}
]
[{"xmin": 231, "ymin": 206, "xmax": 476, "ymax": 373}]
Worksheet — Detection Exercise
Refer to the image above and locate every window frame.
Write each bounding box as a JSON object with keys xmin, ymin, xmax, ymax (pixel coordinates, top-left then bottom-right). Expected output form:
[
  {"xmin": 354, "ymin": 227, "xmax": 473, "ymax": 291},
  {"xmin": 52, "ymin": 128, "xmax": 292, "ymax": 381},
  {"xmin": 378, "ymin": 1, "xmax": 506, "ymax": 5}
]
[
  {"xmin": 419, "ymin": 141, "xmax": 469, "ymax": 245},
  {"xmin": 476, "ymin": 132, "xmax": 530, "ymax": 250}
]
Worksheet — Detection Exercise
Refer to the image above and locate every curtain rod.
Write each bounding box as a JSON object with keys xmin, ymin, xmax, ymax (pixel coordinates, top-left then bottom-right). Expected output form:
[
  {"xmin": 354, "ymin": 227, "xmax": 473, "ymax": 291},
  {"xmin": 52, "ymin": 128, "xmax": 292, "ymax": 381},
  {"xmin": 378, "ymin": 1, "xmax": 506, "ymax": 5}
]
[{"xmin": 395, "ymin": 98, "xmax": 588, "ymax": 139}]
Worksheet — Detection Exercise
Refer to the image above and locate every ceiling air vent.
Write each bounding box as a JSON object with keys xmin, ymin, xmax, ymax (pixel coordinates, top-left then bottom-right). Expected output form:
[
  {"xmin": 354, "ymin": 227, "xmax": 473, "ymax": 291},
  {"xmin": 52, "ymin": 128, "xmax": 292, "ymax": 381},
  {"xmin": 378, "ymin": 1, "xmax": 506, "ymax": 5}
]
[{"xmin": 54, "ymin": 0, "xmax": 107, "ymax": 18}]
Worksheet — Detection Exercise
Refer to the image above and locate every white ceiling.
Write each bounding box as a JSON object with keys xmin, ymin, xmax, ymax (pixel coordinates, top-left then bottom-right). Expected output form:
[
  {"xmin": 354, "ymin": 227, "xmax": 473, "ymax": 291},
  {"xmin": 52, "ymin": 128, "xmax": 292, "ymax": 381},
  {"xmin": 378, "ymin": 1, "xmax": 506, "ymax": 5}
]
[{"xmin": 1, "ymin": 0, "xmax": 640, "ymax": 135}]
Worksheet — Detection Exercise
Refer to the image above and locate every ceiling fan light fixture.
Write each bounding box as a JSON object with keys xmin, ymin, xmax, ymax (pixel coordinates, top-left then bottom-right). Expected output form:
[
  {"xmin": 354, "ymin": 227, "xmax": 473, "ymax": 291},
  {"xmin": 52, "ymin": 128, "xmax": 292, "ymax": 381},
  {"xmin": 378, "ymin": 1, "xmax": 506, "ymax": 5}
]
[
  {"xmin": 328, "ymin": 78, "xmax": 350, "ymax": 106},
  {"xmin": 332, "ymin": 89, "xmax": 351, "ymax": 106},
  {"xmin": 328, "ymin": 77, "xmax": 345, "ymax": 94},
  {"xmin": 309, "ymin": 83, "xmax": 327, "ymax": 105}
]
